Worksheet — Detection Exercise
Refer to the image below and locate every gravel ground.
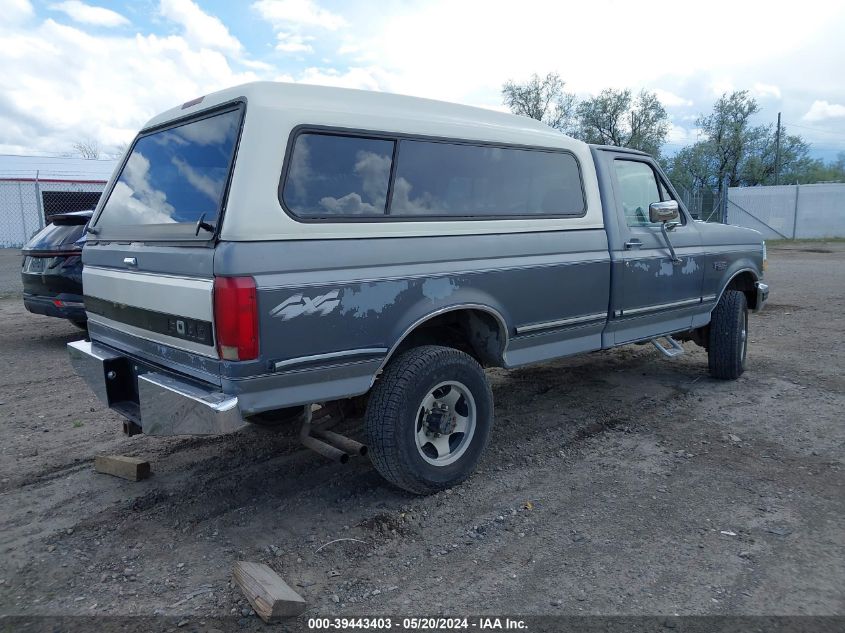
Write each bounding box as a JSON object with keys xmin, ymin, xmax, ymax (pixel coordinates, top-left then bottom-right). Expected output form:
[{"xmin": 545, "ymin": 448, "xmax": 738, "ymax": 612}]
[
  {"xmin": 0, "ymin": 248, "xmax": 22, "ymax": 298},
  {"xmin": 0, "ymin": 243, "xmax": 843, "ymax": 628}
]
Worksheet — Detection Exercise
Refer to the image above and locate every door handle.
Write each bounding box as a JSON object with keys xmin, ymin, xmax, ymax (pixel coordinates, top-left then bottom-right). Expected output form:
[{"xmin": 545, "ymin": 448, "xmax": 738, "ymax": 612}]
[
  {"xmin": 123, "ymin": 257, "xmax": 137, "ymax": 267},
  {"xmin": 624, "ymin": 239, "xmax": 642, "ymax": 250}
]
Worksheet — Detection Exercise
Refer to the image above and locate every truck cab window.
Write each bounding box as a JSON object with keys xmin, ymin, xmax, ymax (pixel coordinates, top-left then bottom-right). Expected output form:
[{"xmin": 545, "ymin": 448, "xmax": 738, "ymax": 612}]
[{"xmin": 614, "ymin": 160, "xmax": 661, "ymax": 227}]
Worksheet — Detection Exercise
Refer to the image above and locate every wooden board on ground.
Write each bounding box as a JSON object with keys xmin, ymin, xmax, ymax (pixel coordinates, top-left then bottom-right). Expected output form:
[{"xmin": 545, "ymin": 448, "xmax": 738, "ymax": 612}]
[
  {"xmin": 233, "ymin": 561, "xmax": 306, "ymax": 622},
  {"xmin": 94, "ymin": 455, "xmax": 150, "ymax": 481}
]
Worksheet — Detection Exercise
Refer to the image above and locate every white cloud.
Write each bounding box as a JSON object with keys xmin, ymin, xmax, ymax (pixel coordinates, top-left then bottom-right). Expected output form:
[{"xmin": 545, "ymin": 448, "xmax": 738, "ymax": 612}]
[
  {"xmin": 3, "ymin": 0, "xmax": 33, "ymax": 24},
  {"xmin": 0, "ymin": 18, "xmax": 258, "ymax": 155},
  {"xmin": 665, "ymin": 123, "xmax": 706, "ymax": 146},
  {"xmin": 752, "ymin": 82, "xmax": 781, "ymax": 99},
  {"xmin": 50, "ymin": 1, "xmax": 129, "ymax": 27},
  {"xmin": 803, "ymin": 100, "xmax": 845, "ymax": 122},
  {"xmin": 159, "ymin": 0, "xmax": 242, "ymax": 54},
  {"xmin": 653, "ymin": 89, "xmax": 692, "ymax": 108},
  {"xmin": 275, "ymin": 32, "xmax": 314, "ymax": 53},
  {"xmin": 2, "ymin": 0, "xmax": 845, "ymax": 158},
  {"xmin": 298, "ymin": 66, "xmax": 386, "ymax": 91},
  {"xmin": 252, "ymin": 0, "xmax": 346, "ymax": 30}
]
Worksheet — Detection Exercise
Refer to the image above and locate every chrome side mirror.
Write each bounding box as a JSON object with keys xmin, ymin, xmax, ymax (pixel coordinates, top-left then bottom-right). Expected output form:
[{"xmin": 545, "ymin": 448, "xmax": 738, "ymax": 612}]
[{"xmin": 649, "ymin": 200, "xmax": 680, "ymax": 223}]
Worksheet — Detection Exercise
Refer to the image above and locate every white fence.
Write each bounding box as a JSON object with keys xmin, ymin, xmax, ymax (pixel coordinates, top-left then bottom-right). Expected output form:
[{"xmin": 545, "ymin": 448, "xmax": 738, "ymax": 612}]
[
  {"xmin": 0, "ymin": 179, "xmax": 106, "ymax": 248},
  {"xmin": 727, "ymin": 183, "xmax": 845, "ymax": 239}
]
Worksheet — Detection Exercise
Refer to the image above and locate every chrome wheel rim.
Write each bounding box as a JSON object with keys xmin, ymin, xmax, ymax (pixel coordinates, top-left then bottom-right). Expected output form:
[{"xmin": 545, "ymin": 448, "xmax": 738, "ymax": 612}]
[
  {"xmin": 740, "ymin": 311, "xmax": 748, "ymax": 366},
  {"xmin": 415, "ymin": 381, "xmax": 476, "ymax": 466}
]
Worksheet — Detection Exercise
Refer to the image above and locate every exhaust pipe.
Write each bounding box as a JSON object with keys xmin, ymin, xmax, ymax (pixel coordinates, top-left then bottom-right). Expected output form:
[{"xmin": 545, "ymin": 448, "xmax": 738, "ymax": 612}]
[
  {"xmin": 299, "ymin": 411, "xmax": 366, "ymax": 463},
  {"xmin": 313, "ymin": 428, "xmax": 368, "ymax": 456},
  {"xmin": 301, "ymin": 434, "xmax": 349, "ymax": 464}
]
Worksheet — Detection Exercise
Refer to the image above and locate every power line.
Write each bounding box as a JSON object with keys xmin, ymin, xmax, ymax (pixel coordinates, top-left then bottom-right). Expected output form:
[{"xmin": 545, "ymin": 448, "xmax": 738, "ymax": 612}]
[{"xmin": 783, "ymin": 122, "xmax": 845, "ymax": 139}]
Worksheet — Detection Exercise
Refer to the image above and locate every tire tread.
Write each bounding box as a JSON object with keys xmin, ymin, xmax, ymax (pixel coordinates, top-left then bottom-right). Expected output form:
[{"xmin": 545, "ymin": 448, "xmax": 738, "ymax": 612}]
[
  {"xmin": 708, "ymin": 290, "xmax": 747, "ymax": 380},
  {"xmin": 365, "ymin": 345, "xmax": 491, "ymax": 495}
]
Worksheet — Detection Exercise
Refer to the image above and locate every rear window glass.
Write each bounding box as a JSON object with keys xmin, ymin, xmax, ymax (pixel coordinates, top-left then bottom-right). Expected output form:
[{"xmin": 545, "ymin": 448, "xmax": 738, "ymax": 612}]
[
  {"xmin": 391, "ymin": 140, "xmax": 584, "ymax": 217},
  {"xmin": 283, "ymin": 133, "xmax": 394, "ymax": 217},
  {"xmin": 25, "ymin": 221, "xmax": 86, "ymax": 251},
  {"xmin": 95, "ymin": 107, "xmax": 241, "ymax": 234}
]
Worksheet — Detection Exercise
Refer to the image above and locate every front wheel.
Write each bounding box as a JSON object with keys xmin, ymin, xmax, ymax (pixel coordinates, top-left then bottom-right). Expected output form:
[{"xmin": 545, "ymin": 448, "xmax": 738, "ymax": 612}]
[
  {"xmin": 365, "ymin": 345, "xmax": 494, "ymax": 495},
  {"xmin": 708, "ymin": 290, "xmax": 748, "ymax": 380}
]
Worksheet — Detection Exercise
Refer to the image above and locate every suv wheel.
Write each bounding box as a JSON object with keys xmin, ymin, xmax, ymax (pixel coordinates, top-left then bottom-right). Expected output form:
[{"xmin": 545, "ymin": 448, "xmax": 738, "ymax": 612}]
[
  {"xmin": 365, "ymin": 345, "xmax": 493, "ymax": 495},
  {"xmin": 708, "ymin": 290, "xmax": 748, "ymax": 380}
]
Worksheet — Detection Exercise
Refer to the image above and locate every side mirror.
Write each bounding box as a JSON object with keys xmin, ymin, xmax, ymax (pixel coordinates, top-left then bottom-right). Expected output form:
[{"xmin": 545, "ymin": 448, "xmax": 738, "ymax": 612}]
[{"xmin": 649, "ymin": 200, "xmax": 679, "ymax": 223}]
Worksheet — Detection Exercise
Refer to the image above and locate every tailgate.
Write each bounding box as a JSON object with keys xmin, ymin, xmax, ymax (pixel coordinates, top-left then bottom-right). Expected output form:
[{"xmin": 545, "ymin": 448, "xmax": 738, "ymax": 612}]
[{"xmin": 81, "ymin": 244, "xmax": 220, "ymax": 381}]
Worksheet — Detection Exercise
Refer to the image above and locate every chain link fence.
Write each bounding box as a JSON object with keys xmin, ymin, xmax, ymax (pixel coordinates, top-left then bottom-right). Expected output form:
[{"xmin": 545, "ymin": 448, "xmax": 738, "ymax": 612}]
[
  {"xmin": 677, "ymin": 186, "xmax": 726, "ymax": 223},
  {"xmin": 679, "ymin": 182, "xmax": 845, "ymax": 238},
  {"xmin": 0, "ymin": 177, "xmax": 106, "ymax": 248}
]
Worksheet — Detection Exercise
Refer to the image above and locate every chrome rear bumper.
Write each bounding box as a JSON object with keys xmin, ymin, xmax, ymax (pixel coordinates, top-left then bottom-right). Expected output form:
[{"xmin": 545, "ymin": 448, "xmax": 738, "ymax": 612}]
[
  {"xmin": 754, "ymin": 281, "xmax": 769, "ymax": 312},
  {"xmin": 67, "ymin": 340, "xmax": 246, "ymax": 436}
]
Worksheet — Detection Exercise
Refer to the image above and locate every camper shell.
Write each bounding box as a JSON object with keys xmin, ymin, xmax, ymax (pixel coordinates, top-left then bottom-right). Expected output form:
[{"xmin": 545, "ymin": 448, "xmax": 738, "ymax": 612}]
[{"xmin": 69, "ymin": 82, "xmax": 768, "ymax": 493}]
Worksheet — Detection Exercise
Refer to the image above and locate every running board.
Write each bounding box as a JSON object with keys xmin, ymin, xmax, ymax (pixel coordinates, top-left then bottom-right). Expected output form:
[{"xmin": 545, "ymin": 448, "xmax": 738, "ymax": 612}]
[{"xmin": 651, "ymin": 335, "xmax": 685, "ymax": 358}]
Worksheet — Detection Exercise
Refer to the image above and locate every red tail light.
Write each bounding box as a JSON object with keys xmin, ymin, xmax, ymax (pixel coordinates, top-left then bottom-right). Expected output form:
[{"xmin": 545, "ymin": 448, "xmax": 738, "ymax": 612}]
[{"xmin": 213, "ymin": 276, "xmax": 258, "ymax": 361}]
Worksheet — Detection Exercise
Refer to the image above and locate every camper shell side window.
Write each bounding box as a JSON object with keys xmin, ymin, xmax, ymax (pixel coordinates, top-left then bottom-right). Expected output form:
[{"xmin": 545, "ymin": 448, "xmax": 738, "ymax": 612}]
[{"xmin": 279, "ymin": 127, "xmax": 587, "ymax": 222}]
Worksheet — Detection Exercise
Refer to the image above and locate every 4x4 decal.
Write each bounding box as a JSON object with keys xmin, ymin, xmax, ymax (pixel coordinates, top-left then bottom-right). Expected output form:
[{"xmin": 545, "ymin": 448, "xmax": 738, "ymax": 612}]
[{"xmin": 270, "ymin": 290, "xmax": 340, "ymax": 320}]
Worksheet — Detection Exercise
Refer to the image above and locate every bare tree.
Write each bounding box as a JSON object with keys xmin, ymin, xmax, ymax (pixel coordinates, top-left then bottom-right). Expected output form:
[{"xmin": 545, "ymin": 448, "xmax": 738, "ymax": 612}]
[
  {"xmin": 107, "ymin": 141, "xmax": 130, "ymax": 159},
  {"xmin": 72, "ymin": 138, "xmax": 101, "ymax": 160},
  {"xmin": 502, "ymin": 72, "xmax": 577, "ymax": 134}
]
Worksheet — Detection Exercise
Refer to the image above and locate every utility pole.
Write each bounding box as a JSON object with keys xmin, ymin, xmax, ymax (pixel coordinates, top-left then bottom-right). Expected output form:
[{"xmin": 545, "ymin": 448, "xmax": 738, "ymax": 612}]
[{"xmin": 774, "ymin": 111, "xmax": 782, "ymax": 186}]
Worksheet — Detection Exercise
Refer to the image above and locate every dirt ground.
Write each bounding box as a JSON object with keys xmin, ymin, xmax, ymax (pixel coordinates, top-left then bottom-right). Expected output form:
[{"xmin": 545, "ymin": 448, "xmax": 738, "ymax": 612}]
[{"xmin": 0, "ymin": 243, "xmax": 843, "ymax": 628}]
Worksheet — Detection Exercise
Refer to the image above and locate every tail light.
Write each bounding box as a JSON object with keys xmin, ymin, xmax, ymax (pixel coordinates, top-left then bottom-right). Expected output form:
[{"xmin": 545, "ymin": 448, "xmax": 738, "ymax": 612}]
[{"xmin": 213, "ymin": 276, "xmax": 258, "ymax": 361}]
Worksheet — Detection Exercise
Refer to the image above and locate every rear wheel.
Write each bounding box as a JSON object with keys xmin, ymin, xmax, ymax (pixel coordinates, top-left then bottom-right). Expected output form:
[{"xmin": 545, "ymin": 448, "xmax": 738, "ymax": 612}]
[
  {"xmin": 708, "ymin": 290, "xmax": 748, "ymax": 380},
  {"xmin": 365, "ymin": 345, "xmax": 493, "ymax": 495}
]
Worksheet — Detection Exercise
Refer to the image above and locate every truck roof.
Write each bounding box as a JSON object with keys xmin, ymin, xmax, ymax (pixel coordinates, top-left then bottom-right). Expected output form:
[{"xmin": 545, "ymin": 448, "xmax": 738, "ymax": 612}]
[
  {"xmin": 142, "ymin": 81, "xmax": 587, "ymax": 153},
  {"xmin": 590, "ymin": 144, "xmax": 649, "ymax": 156}
]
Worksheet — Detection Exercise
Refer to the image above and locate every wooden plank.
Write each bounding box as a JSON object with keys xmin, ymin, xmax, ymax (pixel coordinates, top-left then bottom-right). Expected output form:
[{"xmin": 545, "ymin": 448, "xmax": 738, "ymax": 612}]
[
  {"xmin": 94, "ymin": 455, "xmax": 150, "ymax": 481},
  {"xmin": 233, "ymin": 561, "xmax": 306, "ymax": 622}
]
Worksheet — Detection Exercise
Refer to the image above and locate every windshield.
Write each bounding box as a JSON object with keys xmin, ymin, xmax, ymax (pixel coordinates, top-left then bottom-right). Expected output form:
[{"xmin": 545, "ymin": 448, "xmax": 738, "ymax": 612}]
[{"xmin": 94, "ymin": 106, "xmax": 242, "ymax": 238}]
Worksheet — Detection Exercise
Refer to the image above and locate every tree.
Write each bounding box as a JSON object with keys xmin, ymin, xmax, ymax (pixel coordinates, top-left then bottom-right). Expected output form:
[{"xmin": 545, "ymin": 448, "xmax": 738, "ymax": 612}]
[
  {"xmin": 668, "ymin": 142, "xmax": 713, "ymax": 192},
  {"xmin": 740, "ymin": 126, "xmax": 812, "ymax": 186},
  {"xmin": 575, "ymin": 89, "xmax": 669, "ymax": 157},
  {"xmin": 695, "ymin": 91, "xmax": 761, "ymax": 192},
  {"xmin": 72, "ymin": 138, "xmax": 101, "ymax": 160},
  {"xmin": 794, "ymin": 152, "xmax": 845, "ymax": 183},
  {"xmin": 108, "ymin": 141, "xmax": 130, "ymax": 159},
  {"xmin": 501, "ymin": 72, "xmax": 577, "ymax": 134}
]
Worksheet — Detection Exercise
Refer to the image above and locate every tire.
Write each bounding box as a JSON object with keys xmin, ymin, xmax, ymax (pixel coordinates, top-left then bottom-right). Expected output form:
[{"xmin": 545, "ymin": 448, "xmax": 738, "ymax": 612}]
[
  {"xmin": 365, "ymin": 345, "xmax": 494, "ymax": 495},
  {"xmin": 69, "ymin": 319, "xmax": 87, "ymax": 330},
  {"xmin": 708, "ymin": 290, "xmax": 748, "ymax": 380}
]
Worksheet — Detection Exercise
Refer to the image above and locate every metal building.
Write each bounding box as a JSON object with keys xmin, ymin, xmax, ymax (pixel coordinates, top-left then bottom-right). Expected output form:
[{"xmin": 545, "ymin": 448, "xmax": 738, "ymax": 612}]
[{"xmin": 0, "ymin": 155, "xmax": 118, "ymax": 248}]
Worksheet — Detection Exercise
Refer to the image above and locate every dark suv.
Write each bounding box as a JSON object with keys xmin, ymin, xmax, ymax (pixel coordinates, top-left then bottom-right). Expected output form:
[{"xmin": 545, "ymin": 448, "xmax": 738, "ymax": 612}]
[{"xmin": 21, "ymin": 210, "xmax": 91, "ymax": 328}]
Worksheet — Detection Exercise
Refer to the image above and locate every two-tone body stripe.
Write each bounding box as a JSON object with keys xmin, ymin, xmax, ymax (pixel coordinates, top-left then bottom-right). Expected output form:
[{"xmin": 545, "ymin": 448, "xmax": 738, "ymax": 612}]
[{"xmin": 515, "ymin": 312, "xmax": 607, "ymax": 335}]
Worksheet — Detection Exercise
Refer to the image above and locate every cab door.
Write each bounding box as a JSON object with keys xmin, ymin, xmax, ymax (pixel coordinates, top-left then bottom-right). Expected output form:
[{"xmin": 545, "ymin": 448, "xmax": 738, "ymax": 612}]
[{"xmin": 606, "ymin": 157, "xmax": 704, "ymax": 344}]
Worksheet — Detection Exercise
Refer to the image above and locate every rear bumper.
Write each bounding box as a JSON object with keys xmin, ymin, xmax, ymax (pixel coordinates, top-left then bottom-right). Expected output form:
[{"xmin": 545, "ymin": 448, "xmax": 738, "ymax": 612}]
[
  {"xmin": 754, "ymin": 281, "xmax": 769, "ymax": 312},
  {"xmin": 24, "ymin": 293, "xmax": 86, "ymax": 321},
  {"xmin": 67, "ymin": 340, "xmax": 247, "ymax": 436}
]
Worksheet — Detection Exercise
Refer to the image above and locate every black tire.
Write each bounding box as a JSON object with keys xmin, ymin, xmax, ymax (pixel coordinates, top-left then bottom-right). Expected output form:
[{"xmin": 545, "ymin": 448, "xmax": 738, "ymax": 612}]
[
  {"xmin": 365, "ymin": 345, "xmax": 493, "ymax": 495},
  {"xmin": 69, "ymin": 319, "xmax": 87, "ymax": 330},
  {"xmin": 708, "ymin": 290, "xmax": 748, "ymax": 380}
]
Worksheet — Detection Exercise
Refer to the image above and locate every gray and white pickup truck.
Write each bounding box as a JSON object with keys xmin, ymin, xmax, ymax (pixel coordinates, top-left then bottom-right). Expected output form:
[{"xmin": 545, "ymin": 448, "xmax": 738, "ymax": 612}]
[{"xmin": 69, "ymin": 82, "xmax": 768, "ymax": 494}]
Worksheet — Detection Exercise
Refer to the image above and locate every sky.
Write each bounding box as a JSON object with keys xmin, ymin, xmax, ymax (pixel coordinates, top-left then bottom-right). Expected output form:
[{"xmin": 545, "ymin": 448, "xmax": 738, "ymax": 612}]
[{"xmin": 2, "ymin": 0, "xmax": 845, "ymax": 161}]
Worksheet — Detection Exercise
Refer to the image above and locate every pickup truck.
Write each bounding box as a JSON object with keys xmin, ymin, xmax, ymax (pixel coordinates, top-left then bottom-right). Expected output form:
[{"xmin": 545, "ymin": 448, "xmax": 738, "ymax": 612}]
[{"xmin": 68, "ymin": 82, "xmax": 768, "ymax": 494}]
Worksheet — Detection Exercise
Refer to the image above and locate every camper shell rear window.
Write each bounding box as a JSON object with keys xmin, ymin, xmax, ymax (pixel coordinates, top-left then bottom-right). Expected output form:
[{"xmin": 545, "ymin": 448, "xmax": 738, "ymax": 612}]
[
  {"xmin": 93, "ymin": 103, "xmax": 244, "ymax": 240},
  {"xmin": 280, "ymin": 128, "xmax": 586, "ymax": 221}
]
